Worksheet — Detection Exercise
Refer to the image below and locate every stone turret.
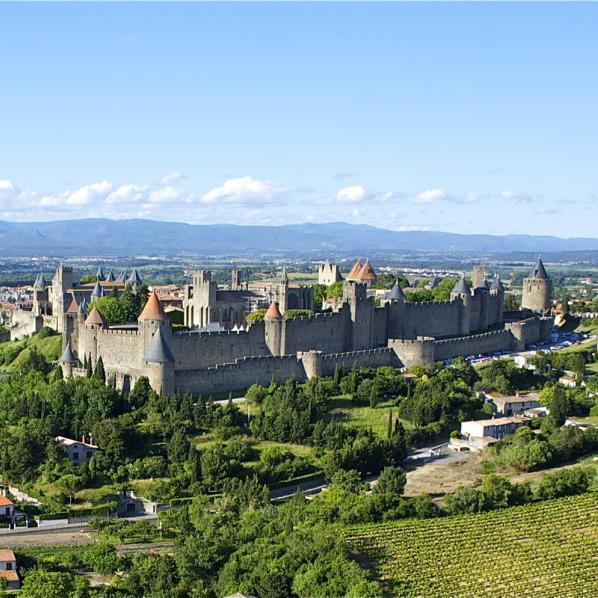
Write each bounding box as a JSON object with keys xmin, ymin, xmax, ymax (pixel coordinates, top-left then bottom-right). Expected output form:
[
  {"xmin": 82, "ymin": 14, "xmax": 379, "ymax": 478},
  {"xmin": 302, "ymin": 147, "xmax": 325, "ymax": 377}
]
[
  {"xmin": 490, "ymin": 274, "xmax": 505, "ymax": 324},
  {"xmin": 91, "ymin": 281, "xmax": 103, "ymax": 300},
  {"xmin": 59, "ymin": 342, "xmax": 77, "ymax": 378},
  {"xmin": 343, "ymin": 280, "xmax": 374, "ymax": 350},
  {"xmin": 521, "ymin": 257, "xmax": 552, "ymax": 315},
  {"xmin": 231, "ymin": 268, "xmax": 242, "ymax": 291},
  {"xmin": 127, "ymin": 268, "xmax": 142, "ymax": 289},
  {"xmin": 143, "ymin": 327, "xmax": 175, "ymax": 395},
  {"xmin": 450, "ymin": 275, "xmax": 471, "ymax": 335},
  {"xmin": 264, "ymin": 301, "xmax": 284, "ymax": 356},
  {"xmin": 385, "ymin": 280, "xmax": 406, "ymax": 303}
]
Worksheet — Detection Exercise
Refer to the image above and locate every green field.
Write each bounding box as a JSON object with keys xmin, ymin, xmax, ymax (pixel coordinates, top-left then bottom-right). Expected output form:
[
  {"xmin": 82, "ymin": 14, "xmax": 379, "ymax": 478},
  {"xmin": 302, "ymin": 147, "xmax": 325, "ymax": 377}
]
[
  {"xmin": 326, "ymin": 397, "xmax": 412, "ymax": 437},
  {"xmin": 0, "ymin": 332, "xmax": 62, "ymax": 369},
  {"xmin": 346, "ymin": 493, "xmax": 598, "ymax": 598}
]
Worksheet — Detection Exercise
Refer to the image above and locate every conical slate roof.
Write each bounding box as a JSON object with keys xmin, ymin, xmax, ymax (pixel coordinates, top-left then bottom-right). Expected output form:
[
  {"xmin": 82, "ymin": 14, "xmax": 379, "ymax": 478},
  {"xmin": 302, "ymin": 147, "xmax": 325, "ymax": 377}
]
[
  {"xmin": 66, "ymin": 296, "xmax": 79, "ymax": 314},
  {"xmin": 78, "ymin": 299, "xmax": 88, "ymax": 314},
  {"xmin": 144, "ymin": 328, "xmax": 175, "ymax": 363},
  {"xmin": 85, "ymin": 306, "xmax": 108, "ymax": 327},
  {"xmin": 91, "ymin": 281, "xmax": 103, "ymax": 299},
  {"xmin": 356, "ymin": 259, "xmax": 377, "ymax": 282},
  {"xmin": 474, "ymin": 278, "xmax": 488, "ymax": 291},
  {"xmin": 105, "ymin": 270, "xmax": 115, "ymax": 282},
  {"xmin": 451, "ymin": 275, "xmax": 470, "ymax": 295},
  {"xmin": 59, "ymin": 342, "xmax": 76, "ymax": 364},
  {"xmin": 429, "ymin": 276, "xmax": 441, "ymax": 289},
  {"xmin": 490, "ymin": 275, "xmax": 504, "ymax": 292},
  {"xmin": 386, "ymin": 281, "xmax": 406, "ymax": 302},
  {"xmin": 530, "ymin": 257, "xmax": 548, "ymax": 280},
  {"xmin": 117, "ymin": 271, "xmax": 127, "ymax": 282},
  {"xmin": 139, "ymin": 291, "xmax": 168, "ymax": 321},
  {"xmin": 96, "ymin": 267, "xmax": 105, "ymax": 281},
  {"xmin": 127, "ymin": 268, "xmax": 142, "ymax": 285},
  {"xmin": 265, "ymin": 301, "xmax": 282, "ymax": 319},
  {"xmin": 347, "ymin": 259, "xmax": 363, "ymax": 280}
]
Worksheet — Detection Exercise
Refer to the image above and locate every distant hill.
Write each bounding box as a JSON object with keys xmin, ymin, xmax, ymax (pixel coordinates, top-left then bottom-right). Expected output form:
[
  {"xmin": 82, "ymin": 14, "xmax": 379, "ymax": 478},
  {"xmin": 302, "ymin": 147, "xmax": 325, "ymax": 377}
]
[{"xmin": 0, "ymin": 219, "xmax": 597, "ymax": 256}]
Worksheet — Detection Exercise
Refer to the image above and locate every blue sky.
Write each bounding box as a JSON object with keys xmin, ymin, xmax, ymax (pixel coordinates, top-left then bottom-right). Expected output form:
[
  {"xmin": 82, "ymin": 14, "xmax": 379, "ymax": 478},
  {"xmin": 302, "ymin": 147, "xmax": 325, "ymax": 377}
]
[{"xmin": 0, "ymin": 2, "xmax": 596, "ymax": 237}]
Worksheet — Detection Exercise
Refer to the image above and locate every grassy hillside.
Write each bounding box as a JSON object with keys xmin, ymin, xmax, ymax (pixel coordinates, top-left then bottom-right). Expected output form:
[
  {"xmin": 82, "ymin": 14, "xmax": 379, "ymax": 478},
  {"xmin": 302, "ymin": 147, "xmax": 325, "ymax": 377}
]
[
  {"xmin": 346, "ymin": 493, "xmax": 598, "ymax": 598},
  {"xmin": 0, "ymin": 329, "xmax": 62, "ymax": 370}
]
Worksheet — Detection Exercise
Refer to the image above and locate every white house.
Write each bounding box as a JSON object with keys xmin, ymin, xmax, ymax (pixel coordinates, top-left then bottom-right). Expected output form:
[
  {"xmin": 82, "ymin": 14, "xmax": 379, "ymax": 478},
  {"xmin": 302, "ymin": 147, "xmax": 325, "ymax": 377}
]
[
  {"xmin": 0, "ymin": 496, "xmax": 15, "ymax": 524},
  {"xmin": 491, "ymin": 394, "xmax": 540, "ymax": 416},
  {"xmin": 55, "ymin": 435, "xmax": 99, "ymax": 466},
  {"xmin": 461, "ymin": 417, "xmax": 531, "ymax": 441},
  {"xmin": 0, "ymin": 549, "xmax": 20, "ymax": 589}
]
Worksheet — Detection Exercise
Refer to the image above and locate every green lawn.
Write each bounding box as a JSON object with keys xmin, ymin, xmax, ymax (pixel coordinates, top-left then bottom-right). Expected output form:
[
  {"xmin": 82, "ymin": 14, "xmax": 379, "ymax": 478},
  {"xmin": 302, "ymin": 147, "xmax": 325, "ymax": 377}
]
[
  {"xmin": 0, "ymin": 332, "xmax": 62, "ymax": 369},
  {"xmin": 326, "ymin": 396, "xmax": 412, "ymax": 437}
]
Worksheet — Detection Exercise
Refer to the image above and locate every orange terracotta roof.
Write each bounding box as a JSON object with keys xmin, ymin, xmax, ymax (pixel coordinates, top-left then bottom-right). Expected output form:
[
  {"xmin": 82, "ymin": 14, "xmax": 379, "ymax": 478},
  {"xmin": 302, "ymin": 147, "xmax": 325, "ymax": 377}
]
[
  {"xmin": 85, "ymin": 306, "xmax": 108, "ymax": 327},
  {"xmin": 139, "ymin": 291, "xmax": 168, "ymax": 321},
  {"xmin": 0, "ymin": 548, "xmax": 16, "ymax": 561},
  {"xmin": 347, "ymin": 259, "xmax": 362, "ymax": 279},
  {"xmin": 66, "ymin": 297, "xmax": 79, "ymax": 314},
  {"xmin": 0, "ymin": 570, "xmax": 18, "ymax": 582},
  {"xmin": 0, "ymin": 496, "xmax": 13, "ymax": 507},
  {"xmin": 265, "ymin": 301, "xmax": 282, "ymax": 319},
  {"xmin": 356, "ymin": 259, "xmax": 377, "ymax": 281}
]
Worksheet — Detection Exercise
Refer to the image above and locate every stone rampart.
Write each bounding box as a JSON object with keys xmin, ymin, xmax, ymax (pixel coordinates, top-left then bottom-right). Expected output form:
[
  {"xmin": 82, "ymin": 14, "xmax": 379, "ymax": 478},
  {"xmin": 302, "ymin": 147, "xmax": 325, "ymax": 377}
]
[
  {"xmin": 9, "ymin": 310, "xmax": 43, "ymax": 340},
  {"xmin": 434, "ymin": 329, "xmax": 514, "ymax": 360}
]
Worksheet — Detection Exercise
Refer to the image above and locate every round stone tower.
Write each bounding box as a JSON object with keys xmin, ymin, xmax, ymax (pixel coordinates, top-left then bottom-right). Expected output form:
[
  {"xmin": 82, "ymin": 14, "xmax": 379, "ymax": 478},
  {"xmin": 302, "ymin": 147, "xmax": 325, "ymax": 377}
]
[
  {"xmin": 521, "ymin": 257, "xmax": 552, "ymax": 315},
  {"xmin": 264, "ymin": 301, "xmax": 284, "ymax": 356}
]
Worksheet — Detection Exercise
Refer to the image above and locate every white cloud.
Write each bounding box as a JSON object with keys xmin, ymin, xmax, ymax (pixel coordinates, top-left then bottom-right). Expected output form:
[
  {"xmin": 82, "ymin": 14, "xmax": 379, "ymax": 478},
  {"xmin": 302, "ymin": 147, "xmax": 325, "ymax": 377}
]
[
  {"xmin": 66, "ymin": 180, "xmax": 112, "ymax": 206},
  {"xmin": 201, "ymin": 176, "xmax": 285, "ymax": 204},
  {"xmin": 415, "ymin": 188, "xmax": 446, "ymax": 204},
  {"xmin": 149, "ymin": 186, "xmax": 186, "ymax": 204},
  {"xmin": 0, "ymin": 179, "xmax": 14, "ymax": 191},
  {"xmin": 160, "ymin": 171, "xmax": 186, "ymax": 185},
  {"xmin": 106, "ymin": 184, "xmax": 148, "ymax": 205},
  {"xmin": 336, "ymin": 185, "xmax": 367, "ymax": 203}
]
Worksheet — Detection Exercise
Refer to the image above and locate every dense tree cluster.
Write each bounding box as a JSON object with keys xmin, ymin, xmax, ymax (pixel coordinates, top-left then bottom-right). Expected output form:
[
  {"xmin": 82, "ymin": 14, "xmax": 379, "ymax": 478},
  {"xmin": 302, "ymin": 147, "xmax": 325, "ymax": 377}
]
[{"xmin": 89, "ymin": 284, "xmax": 149, "ymax": 325}]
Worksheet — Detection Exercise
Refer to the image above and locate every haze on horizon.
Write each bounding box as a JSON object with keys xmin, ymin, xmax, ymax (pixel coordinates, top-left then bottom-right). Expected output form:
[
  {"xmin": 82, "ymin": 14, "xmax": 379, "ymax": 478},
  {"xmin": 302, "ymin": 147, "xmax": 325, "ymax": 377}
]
[{"xmin": 0, "ymin": 2, "xmax": 596, "ymax": 237}]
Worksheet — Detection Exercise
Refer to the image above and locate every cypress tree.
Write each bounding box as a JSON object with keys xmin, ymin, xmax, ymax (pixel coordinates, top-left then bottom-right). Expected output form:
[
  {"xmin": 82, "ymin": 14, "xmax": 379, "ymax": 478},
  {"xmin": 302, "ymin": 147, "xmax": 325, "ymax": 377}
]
[
  {"xmin": 93, "ymin": 356, "xmax": 106, "ymax": 383},
  {"xmin": 85, "ymin": 355, "xmax": 93, "ymax": 378},
  {"xmin": 387, "ymin": 408, "xmax": 393, "ymax": 439},
  {"xmin": 333, "ymin": 364, "xmax": 343, "ymax": 387}
]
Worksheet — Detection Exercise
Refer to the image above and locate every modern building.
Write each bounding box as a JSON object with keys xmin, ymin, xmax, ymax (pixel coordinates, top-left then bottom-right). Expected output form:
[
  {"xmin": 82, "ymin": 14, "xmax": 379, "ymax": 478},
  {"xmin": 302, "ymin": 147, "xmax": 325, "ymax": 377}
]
[{"xmin": 461, "ymin": 417, "xmax": 531, "ymax": 441}]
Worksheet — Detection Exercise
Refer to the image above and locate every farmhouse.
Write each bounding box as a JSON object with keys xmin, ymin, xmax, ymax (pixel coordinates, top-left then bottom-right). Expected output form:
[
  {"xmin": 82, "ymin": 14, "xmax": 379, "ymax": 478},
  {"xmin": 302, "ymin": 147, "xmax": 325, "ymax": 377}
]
[
  {"xmin": 56, "ymin": 435, "xmax": 99, "ymax": 466},
  {"xmin": 491, "ymin": 394, "xmax": 540, "ymax": 416},
  {"xmin": 461, "ymin": 417, "xmax": 531, "ymax": 441}
]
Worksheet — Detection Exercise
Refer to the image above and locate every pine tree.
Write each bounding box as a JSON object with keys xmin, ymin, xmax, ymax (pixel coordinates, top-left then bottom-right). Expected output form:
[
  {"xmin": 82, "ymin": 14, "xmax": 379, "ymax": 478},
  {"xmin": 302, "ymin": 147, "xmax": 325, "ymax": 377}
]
[{"xmin": 93, "ymin": 356, "xmax": 106, "ymax": 383}]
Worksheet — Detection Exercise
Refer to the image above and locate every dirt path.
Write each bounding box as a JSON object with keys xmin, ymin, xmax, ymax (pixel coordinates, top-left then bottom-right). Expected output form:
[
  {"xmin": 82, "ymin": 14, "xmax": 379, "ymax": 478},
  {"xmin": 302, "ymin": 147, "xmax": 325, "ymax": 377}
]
[
  {"xmin": 0, "ymin": 528, "xmax": 94, "ymax": 548},
  {"xmin": 404, "ymin": 451, "xmax": 483, "ymax": 497}
]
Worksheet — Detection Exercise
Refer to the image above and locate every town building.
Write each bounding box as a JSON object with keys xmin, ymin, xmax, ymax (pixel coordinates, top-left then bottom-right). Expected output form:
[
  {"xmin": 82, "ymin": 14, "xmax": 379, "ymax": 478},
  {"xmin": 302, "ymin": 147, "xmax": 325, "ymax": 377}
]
[
  {"xmin": 0, "ymin": 549, "xmax": 20, "ymax": 590},
  {"xmin": 55, "ymin": 435, "xmax": 99, "ymax": 466},
  {"xmin": 491, "ymin": 394, "xmax": 540, "ymax": 416},
  {"xmin": 0, "ymin": 496, "xmax": 15, "ymax": 526}
]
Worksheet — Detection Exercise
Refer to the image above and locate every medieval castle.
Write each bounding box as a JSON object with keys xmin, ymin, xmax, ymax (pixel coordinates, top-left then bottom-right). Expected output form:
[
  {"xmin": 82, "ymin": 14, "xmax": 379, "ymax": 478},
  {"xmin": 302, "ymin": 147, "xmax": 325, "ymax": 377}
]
[{"xmin": 13, "ymin": 258, "xmax": 553, "ymax": 396}]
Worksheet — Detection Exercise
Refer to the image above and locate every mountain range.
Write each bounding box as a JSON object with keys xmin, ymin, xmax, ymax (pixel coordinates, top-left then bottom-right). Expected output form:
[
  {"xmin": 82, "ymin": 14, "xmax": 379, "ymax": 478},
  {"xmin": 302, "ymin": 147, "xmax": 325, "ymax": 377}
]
[{"xmin": 0, "ymin": 219, "xmax": 596, "ymax": 256}]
